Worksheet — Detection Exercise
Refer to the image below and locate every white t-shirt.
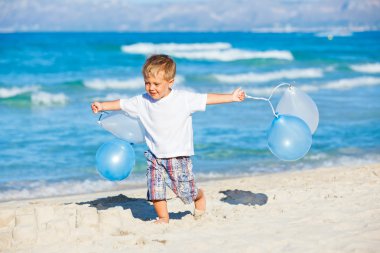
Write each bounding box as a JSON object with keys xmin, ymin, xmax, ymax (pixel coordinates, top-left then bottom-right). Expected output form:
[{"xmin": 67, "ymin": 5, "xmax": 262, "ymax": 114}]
[{"xmin": 119, "ymin": 89, "xmax": 207, "ymax": 158}]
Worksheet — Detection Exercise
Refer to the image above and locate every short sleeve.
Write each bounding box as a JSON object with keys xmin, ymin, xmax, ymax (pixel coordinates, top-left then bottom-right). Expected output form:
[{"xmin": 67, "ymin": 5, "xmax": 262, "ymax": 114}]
[
  {"xmin": 119, "ymin": 96, "xmax": 140, "ymax": 118},
  {"xmin": 183, "ymin": 90, "xmax": 207, "ymax": 114}
]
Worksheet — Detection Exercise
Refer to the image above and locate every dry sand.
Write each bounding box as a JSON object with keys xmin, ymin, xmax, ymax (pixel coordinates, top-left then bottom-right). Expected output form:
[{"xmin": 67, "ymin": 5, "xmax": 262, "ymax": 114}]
[{"xmin": 1, "ymin": 164, "xmax": 379, "ymax": 253}]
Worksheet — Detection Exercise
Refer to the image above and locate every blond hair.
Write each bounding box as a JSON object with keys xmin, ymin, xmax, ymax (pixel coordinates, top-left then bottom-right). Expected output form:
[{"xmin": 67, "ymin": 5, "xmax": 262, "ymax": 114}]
[{"xmin": 142, "ymin": 54, "xmax": 176, "ymax": 81}]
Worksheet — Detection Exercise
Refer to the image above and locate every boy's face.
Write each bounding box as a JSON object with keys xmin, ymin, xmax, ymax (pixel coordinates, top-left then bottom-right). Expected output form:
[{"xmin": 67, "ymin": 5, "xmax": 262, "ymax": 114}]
[{"xmin": 144, "ymin": 71, "xmax": 174, "ymax": 100}]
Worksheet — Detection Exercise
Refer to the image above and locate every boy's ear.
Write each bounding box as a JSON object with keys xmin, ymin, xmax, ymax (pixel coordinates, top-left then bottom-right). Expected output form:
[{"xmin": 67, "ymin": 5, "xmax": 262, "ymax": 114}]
[{"xmin": 168, "ymin": 79, "xmax": 174, "ymax": 88}]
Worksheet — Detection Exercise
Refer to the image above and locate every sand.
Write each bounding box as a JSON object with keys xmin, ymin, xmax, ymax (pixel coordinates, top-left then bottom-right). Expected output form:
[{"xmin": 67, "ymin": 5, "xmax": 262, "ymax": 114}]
[{"xmin": 1, "ymin": 164, "xmax": 379, "ymax": 253}]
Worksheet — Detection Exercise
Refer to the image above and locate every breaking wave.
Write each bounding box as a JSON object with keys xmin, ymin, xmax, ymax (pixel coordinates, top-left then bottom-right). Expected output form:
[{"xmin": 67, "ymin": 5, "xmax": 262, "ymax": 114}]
[
  {"xmin": 214, "ymin": 68, "xmax": 323, "ymax": 83},
  {"xmin": 121, "ymin": 43, "xmax": 294, "ymax": 61},
  {"xmin": 31, "ymin": 91, "xmax": 68, "ymax": 106},
  {"xmin": 350, "ymin": 63, "xmax": 380, "ymax": 74},
  {"xmin": 245, "ymin": 76, "xmax": 380, "ymax": 96},
  {"xmin": 0, "ymin": 85, "xmax": 40, "ymax": 98},
  {"xmin": 84, "ymin": 75, "xmax": 185, "ymax": 90}
]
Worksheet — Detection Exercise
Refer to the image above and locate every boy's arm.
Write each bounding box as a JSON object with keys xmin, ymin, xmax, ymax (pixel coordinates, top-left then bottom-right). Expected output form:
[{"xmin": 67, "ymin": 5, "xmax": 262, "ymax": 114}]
[
  {"xmin": 207, "ymin": 87, "xmax": 245, "ymax": 105},
  {"xmin": 91, "ymin": 100, "xmax": 121, "ymax": 113}
]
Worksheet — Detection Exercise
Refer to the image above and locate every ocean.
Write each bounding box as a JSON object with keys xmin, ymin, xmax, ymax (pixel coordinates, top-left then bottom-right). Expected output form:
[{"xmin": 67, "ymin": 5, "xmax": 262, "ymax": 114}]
[{"xmin": 1, "ymin": 32, "xmax": 379, "ymax": 201}]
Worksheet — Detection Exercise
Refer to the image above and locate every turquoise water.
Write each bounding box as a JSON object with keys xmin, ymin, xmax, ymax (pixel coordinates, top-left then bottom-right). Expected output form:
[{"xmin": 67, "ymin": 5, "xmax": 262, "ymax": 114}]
[{"xmin": 1, "ymin": 32, "xmax": 380, "ymax": 201}]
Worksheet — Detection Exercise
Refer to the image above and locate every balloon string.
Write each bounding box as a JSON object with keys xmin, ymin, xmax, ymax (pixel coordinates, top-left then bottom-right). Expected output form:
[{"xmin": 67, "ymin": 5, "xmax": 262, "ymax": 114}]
[
  {"xmin": 245, "ymin": 82, "xmax": 292, "ymax": 118},
  {"xmin": 98, "ymin": 111, "xmax": 110, "ymax": 123}
]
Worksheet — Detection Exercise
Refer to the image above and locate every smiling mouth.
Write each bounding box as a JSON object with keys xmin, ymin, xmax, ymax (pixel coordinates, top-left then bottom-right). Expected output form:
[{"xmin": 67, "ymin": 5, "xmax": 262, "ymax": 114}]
[{"xmin": 149, "ymin": 92, "xmax": 159, "ymax": 98}]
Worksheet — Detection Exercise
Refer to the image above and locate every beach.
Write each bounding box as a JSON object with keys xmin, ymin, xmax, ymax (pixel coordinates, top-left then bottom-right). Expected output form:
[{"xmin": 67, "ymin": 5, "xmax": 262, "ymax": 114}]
[
  {"xmin": 1, "ymin": 0, "xmax": 380, "ymax": 249},
  {"xmin": 1, "ymin": 163, "xmax": 379, "ymax": 253},
  {"xmin": 1, "ymin": 32, "xmax": 380, "ymax": 253}
]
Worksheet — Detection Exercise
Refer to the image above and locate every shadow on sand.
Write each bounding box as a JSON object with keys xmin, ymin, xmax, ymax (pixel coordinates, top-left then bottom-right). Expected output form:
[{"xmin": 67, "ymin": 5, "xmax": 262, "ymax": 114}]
[
  {"xmin": 219, "ymin": 190, "xmax": 268, "ymax": 206},
  {"xmin": 76, "ymin": 194, "xmax": 191, "ymax": 221}
]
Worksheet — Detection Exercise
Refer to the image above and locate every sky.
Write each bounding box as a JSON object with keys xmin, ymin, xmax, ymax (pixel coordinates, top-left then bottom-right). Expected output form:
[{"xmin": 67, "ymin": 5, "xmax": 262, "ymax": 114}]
[{"xmin": 1, "ymin": 0, "xmax": 380, "ymax": 32}]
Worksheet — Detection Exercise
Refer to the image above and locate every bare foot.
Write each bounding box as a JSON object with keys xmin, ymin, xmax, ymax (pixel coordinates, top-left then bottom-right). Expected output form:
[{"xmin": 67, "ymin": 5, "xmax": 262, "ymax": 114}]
[
  {"xmin": 152, "ymin": 200, "xmax": 169, "ymax": 224},
  {"xmin": 153, "ymin": 217, "xmax": 169, "ymax": 224},
  {"xmin": 193, "ymin": 189, "xmax": 206, "ymax": 220},
  {"xmin": 193, "ymin": 209, "xmax": 205, "ymax": 220},
  {"xmin": 194, "ymin": 188, "xmax": 206, "ymax": 211}
]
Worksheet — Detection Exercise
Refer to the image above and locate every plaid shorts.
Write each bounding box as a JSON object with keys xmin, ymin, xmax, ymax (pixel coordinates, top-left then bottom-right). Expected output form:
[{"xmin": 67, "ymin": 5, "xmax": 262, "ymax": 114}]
[{"xmin": 144, "ymin": 150, "xmax": 199, "ymax": 204}]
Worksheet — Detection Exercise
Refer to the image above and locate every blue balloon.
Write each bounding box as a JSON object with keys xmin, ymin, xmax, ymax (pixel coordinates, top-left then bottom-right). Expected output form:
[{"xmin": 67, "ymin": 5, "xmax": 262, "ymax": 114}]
[
  {"xmin": 95, "ymin": 140, "xmax": 135, "ymax": 181},
  {"xmin": 267, "ymin": 115, "xmax": 312, "ymax": 161}
]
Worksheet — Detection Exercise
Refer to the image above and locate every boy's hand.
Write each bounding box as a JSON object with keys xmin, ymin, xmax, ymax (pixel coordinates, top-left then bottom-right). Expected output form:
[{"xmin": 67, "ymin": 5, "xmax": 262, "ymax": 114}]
[
  {"xmin": 91, "ymin": 101, "xmax": 103, "ymax": 113},
  {"xmin": 232, "ymin": 87, "xmax": 245, "ymax": 102}
]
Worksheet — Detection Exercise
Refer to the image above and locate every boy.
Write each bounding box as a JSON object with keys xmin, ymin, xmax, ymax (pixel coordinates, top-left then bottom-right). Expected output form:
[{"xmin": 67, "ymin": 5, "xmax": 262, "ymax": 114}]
[{"xmin": 91, "ymin": 54, "xmax": 245, "ymax": 223}]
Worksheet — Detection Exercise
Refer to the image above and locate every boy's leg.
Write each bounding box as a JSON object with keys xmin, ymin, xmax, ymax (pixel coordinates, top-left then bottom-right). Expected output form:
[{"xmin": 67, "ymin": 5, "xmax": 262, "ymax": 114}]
[
  {"xmin": 193, "ymin": 188, "xmax": 206, "ymax": 219},
  {"xmin": 152, "ymin": 200, "xmax": 169, "ymax": 224},
  {"xmin": 194, "ymin": 188, "xmax": 206, "ymax": 212},
  {"xmin": 165, "ymin": 156, "xmax": 206, "ymax": 213},
  {"xmin": 145, "ymin": 151, "xmax": 169, "ymax": 223}
]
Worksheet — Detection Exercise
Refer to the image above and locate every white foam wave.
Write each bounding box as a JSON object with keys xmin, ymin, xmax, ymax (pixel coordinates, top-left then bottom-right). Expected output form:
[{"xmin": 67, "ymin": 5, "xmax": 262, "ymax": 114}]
[
  {"xmin": 121, "ymin": 43, "xmax": 294, "ymax": 61},
  {"xmin": 171, "ymin": 49, "xmax": 294, "ymax": 61},
  {"xmin": 121, "ymin": 42, "xmax": 231, "ymax": 54},
  {"xmin": 84, "ymin": 78, "xmax": 144, "ymax": 90},
  {"xmin": 244, "ymin": 76, "xmax": 380, "ymax": 96},
  {"xmin": 0, "ymin": 179, "xmax": 144, "ymax": 202},
  {"xmin": 322, "ymin": 77, "xmax": 380, "ymax": 90},
  {"xmin": 214, "ymin": 68, "xmax": 323, "ymax": 83},
  {"xmin": 84, "ymin": 75, "xmax": 185, "ymax": 90},
  {"xmin": 313, "ymin": 154, "xmax": 380, "ymax": 169},
  {"xmin": 350, "ymin": 63, "xmax": 380, "ymax": 74},
  {"xmin": 0, "ymin": 85, "xmax": 40, "ymax": 98},
  {"xmin": 31, "ymin": 92, "xmax": 68, "ymax": 106}
]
